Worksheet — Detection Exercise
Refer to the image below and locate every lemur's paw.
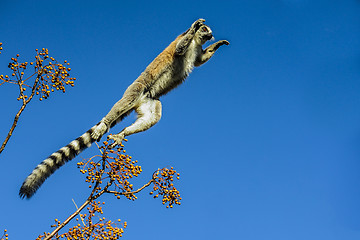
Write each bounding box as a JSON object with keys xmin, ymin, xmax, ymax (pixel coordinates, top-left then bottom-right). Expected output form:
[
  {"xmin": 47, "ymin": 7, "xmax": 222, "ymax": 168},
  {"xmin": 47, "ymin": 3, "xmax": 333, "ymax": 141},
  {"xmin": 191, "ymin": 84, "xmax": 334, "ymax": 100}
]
[
  {"xmin": 215, "ymin": 40, "xmax": 230, "ymax": 47},
  {"xmin": 192, "ymin": 19, "xmax": 206, "ymax": 31},
  {"xmin": 91, "ymin": 122, "xmax": 107, "ymax": 141},
  {"xmin": 107, "ymin": 133, "xmax": 125, "ymax": 148},
  {"xmin": 221, "ymin": 40, "xmax": 230, "ymax": 45},
  {"xmin": 196, "ymin": 18, "xmax": 206, "ymax": 24}
]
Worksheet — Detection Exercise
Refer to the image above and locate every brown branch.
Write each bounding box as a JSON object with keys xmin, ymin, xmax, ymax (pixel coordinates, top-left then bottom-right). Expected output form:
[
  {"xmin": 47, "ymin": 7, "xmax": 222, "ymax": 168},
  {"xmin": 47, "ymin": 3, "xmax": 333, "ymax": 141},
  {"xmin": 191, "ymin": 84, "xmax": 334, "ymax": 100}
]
[
  {"xmin": 0, "ymin": 100, "xmax": 27, "ymax": 154},
  {"xmin": 25, "ymin": 71, "xmax": 41, "ymax": 105},
  {"xmin": 43, "ymin": 149, "xmax": 108, "ymax": 239},
  {"xmin": 44, "ymin": 181, "xmax": 108, "ymax": 240},
  {"xmin": 43, "ymin": 198, "xmax": 92, "ymax": 240},
  {"xmin": 106, "ymin": 178, "xmax": 154, "ymax": 196},
  {"xmin": 43, "ymin": 177, "xmax": 154, "ymax": 239},
  {"xmin": 0, "ymin": 74, "xmax": 40, "ymax": 155}
]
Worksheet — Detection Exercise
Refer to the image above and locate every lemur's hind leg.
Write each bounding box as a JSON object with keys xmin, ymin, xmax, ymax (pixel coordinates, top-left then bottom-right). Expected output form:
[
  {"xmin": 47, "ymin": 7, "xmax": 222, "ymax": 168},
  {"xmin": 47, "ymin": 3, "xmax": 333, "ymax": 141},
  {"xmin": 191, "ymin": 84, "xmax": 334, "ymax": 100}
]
[
  {"xmin": 92, "ymin": 82, "xmax": 145, "ymax": 141},
  {"xmin": 108, "ymin": 97, "xmax": 162, "ymax": 147}
]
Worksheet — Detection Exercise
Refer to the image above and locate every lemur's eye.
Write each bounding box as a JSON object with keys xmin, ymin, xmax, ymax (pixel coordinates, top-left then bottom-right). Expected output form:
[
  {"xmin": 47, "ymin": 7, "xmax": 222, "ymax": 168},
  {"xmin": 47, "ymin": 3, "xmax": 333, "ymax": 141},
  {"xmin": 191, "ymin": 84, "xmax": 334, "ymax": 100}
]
[{"xmin": 202, "ymin": 26, "xmax": 208, "ymax": 32}]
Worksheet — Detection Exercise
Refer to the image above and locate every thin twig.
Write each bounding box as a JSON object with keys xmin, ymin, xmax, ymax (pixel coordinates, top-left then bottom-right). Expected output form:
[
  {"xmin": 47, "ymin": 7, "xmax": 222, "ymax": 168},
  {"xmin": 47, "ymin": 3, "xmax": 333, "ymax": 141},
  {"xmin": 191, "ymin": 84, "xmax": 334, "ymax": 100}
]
[
  {"xmin": 106, "ymin": 178, "xmax": 154, "ymax": 196},
  {"xmin": 71, "ymin": 199, "xmax": 86, "ymax": 226},
  {"xmin": 94, "ymin": 141, "xmax": 103, "ymax": 154}
]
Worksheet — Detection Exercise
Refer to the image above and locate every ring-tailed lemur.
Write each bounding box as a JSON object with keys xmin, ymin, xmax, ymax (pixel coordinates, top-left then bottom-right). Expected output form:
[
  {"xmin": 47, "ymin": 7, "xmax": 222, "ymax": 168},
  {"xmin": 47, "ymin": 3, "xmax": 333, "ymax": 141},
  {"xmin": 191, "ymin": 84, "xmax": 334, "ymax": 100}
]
[{"xmin": 19, "ymin": 18, "xmax": 229, "ymax": 198}]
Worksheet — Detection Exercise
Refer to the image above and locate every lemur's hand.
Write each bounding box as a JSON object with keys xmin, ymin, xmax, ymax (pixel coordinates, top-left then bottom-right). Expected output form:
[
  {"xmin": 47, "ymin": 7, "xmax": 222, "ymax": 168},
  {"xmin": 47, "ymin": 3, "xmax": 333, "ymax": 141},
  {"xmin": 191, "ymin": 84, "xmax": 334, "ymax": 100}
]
[
  {"xmin": 211, "ymin": 40, "xmax": 230, "ymax": 52},
  {"xmin": 191, "ymin": 18, "xmax": 205, "ymax": 32},
  {"xmin": 220, "ymin": 40, "xmax": 230, "ymax": 46}
]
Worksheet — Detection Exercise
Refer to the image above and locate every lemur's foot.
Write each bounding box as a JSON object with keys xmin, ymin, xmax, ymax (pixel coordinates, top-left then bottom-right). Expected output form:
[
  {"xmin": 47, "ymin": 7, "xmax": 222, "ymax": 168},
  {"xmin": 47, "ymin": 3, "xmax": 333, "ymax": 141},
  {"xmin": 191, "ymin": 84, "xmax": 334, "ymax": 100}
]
[
  {"xmin": 91, "ymin": 122, "xmax": 108, "ymax": 141},
  {"xmin": 107, "ymin": 132, "xmax": 125, "ymax": 148}
]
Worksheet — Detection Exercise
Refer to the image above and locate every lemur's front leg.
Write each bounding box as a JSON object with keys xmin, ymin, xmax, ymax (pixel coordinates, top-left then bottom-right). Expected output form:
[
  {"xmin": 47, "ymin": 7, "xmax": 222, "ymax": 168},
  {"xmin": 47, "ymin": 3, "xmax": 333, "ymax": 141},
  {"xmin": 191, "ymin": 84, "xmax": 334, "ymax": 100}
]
[
  {"xmin": 195, "ymin": 40, "xmax": 230, "ymax": 66},
  {"xmin": 175, "ymin": 18, "xmax": 205, "ymax": 55}
]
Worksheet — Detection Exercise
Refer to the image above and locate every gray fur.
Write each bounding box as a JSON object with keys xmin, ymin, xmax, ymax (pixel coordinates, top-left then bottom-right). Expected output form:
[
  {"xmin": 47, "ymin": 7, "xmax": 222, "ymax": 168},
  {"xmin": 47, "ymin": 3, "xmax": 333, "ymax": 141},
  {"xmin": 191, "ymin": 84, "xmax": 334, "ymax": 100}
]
[
  {"xmin": 19, "ymin": 19, "xmax": 229, "ymax": 198},
  {"xmin": 19, "ymin": 126, "xmax": 97, "ymax": 198}
]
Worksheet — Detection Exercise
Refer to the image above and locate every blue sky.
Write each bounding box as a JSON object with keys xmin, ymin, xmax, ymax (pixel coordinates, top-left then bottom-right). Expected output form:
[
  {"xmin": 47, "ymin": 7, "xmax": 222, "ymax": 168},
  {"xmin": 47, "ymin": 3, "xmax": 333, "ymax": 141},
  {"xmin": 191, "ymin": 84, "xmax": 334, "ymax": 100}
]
[{"xmin": 1, "ymin": 0, "xmax": 360, "ymax": 239}]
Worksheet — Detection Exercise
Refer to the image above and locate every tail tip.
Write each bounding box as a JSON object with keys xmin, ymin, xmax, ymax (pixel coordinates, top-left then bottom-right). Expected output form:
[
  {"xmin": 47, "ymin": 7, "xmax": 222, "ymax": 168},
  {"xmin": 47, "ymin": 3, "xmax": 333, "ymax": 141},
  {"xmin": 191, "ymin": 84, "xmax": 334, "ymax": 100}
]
[{"xmin": 19, "ymin": 185, "xmax": 35, "ymax": 199}]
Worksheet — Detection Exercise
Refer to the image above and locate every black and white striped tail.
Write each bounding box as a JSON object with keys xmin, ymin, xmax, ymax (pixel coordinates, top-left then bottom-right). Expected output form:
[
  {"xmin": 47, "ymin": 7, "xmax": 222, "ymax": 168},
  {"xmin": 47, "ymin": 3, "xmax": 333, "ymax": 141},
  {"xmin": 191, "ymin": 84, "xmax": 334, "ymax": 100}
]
[{"xmin": 19, "ymin": 125, "xmax": 98, "ymax": 199}]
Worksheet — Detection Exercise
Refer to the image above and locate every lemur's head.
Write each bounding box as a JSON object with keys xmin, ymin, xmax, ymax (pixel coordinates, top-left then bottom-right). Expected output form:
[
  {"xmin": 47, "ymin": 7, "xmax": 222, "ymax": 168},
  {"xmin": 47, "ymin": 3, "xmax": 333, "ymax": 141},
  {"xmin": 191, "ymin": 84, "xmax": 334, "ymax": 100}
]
[{"xmin": 195, "ymin": 24, "xmax": 214, "ymax": 45}]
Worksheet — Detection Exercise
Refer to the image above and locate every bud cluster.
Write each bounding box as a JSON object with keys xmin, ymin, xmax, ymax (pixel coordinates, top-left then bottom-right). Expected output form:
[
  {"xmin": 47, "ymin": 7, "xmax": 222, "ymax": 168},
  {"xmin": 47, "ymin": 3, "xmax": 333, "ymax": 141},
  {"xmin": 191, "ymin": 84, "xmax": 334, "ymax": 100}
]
[
  {"xmin": 150, "ymin": 167, "xmax": 182, "ymax": 208},
  {"xmin": 0, "ymin": 46, "xmax": 76, "ymax": 102},
  {"xmin": 77, "ymin": 141, "xmax": 143, "ymax": 201},
  {"xmin": 37, "ymin": 201, "xmax": 126, "ymax": 240},
  {"xmin": 33, "ymin": 48, "xmax": 76, "ymax": 100},
  {"xmin": 37, "ymin": 142, "xmax": 181, "ymax": 239}
]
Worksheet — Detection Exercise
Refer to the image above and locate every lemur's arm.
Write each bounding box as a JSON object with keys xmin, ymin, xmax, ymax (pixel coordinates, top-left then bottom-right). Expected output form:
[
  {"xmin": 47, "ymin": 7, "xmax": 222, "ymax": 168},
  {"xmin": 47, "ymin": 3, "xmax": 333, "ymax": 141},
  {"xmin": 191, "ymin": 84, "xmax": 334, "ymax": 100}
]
[
  {"xmin": 175, "ymin": 19, "xmax": 205, "ymax": 55},
  {"xmin": 195, "ymin": 40, "xmax": 230, "ymax": 66}
]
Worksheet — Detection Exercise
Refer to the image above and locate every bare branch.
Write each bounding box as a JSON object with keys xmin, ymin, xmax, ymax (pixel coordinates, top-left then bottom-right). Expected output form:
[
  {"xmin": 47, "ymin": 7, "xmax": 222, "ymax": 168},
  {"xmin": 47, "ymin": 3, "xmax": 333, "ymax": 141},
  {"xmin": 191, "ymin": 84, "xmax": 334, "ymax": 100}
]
[{"xmin": 0, "ymin": 74, "xmax": 40, "ymax": 154}]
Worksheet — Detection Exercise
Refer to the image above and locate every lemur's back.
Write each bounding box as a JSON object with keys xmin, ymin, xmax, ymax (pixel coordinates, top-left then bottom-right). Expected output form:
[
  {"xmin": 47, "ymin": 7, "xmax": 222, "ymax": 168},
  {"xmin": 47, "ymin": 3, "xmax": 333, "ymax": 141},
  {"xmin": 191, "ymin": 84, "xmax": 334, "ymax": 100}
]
[{"xmin": 141, "ymin": 35, "xmax": 201, "ymax": 98}]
